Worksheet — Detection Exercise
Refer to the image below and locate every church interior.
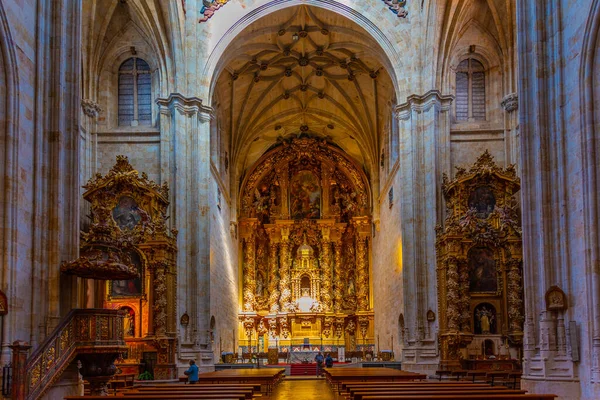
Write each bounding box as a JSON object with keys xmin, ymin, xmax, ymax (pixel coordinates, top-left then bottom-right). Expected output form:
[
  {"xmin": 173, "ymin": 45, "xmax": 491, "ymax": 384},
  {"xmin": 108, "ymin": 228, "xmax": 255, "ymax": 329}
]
[{"xmin": 0, "ymin": 0, "xmax": 599, "ymax": 399}]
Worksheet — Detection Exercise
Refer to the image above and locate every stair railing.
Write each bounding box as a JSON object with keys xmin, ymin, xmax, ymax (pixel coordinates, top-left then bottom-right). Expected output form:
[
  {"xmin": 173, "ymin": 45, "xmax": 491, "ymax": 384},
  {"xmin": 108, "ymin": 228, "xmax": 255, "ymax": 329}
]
[{"xmin": 10, "ymin": 308, "xmax": 126, "ymax": 400}]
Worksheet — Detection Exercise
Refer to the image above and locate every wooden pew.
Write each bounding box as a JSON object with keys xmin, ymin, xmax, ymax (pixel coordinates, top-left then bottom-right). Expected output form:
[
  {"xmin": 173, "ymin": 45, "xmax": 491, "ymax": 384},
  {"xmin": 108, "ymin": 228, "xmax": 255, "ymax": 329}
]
[
  {"xmin": 65, "ymin": 395, "xmax": 246, "ymax": 400},
  {"xmin": 123, "ymin": 389, "xmax": 253, "ymax": 400},
  {"xmin": 360, "ymin": 395, "xmax": 556, "ymax": 400},
  {"xmin": 350, "ymin": 388, "xmax": 525, "ymax": 400}
]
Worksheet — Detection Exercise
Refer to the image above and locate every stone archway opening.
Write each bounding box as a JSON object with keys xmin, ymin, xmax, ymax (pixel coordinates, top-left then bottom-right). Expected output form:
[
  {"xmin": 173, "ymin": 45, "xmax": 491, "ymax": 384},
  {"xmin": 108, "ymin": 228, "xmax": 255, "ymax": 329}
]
[{"xmin": 209, "ymin": 4, "xmax": 398, "ymax": 360}]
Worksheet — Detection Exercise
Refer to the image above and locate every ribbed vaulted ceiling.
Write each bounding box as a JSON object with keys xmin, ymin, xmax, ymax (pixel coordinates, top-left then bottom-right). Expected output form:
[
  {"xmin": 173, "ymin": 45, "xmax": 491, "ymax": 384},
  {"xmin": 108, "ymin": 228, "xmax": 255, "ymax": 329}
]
[{"xmin": 213, "ymin": 5, "xmax": 396, "ymax": 176}]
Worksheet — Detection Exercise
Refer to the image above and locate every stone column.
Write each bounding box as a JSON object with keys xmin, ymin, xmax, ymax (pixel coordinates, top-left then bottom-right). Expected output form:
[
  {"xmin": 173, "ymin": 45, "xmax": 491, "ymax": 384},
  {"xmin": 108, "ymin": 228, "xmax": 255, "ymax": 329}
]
[
  {"xmin": 396, "ymin": 91, "xmax": 453, "ymax": 368},
  {"xmin": 156, "ymin": 95, "xmax": 212, "ymax": 357},
  {"xmin": 268, "ymin": 241, "xmax": 280, "ymax": 313},
  {"xmin": 501, "ymin": 93, "xmax": 519, "ymax": 170},
  {"xmin": 278, "ymin": 226, "xmax": 292, "ymax": 311}
]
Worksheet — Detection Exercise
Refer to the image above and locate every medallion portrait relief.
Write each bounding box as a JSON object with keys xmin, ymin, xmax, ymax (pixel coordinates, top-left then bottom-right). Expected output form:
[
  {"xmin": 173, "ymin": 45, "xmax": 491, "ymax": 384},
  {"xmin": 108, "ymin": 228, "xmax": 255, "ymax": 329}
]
[
  {"xmin": 112, "ymin": 196, "xmax": 142, "ymax": 230},
  {"xmin": 468, "ymin": 247, "xmax": 497, "ymax": 292}
]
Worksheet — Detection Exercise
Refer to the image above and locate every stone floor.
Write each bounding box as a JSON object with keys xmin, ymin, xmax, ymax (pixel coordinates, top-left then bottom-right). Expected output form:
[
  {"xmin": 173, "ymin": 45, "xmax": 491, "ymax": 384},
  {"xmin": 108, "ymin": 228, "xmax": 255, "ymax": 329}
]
[{"xmin": 267, "ymin": 378, "xmax": 336, "ymax": 400}]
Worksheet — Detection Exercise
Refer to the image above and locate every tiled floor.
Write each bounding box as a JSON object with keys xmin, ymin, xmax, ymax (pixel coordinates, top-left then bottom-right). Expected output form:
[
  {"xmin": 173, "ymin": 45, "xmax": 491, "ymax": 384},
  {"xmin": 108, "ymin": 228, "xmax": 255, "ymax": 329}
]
[{"xmin": 267, "ymin": 378, "xmax": 336, "ymax": 400}]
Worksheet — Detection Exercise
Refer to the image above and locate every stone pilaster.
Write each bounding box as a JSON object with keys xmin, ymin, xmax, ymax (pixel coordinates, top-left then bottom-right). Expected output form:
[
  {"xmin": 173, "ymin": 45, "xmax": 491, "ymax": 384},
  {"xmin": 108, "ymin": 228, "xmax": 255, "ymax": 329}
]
[
  {"xmin": 395, "ymin": 90, "xmax": 453, "ymax": 370},
  {"xmin": 156, "ymin": 94, "xmax": 213, "ymax": 365},
  {"xmin": 501, "ymin": 93, "xmax": 519, "ymax": 171}
]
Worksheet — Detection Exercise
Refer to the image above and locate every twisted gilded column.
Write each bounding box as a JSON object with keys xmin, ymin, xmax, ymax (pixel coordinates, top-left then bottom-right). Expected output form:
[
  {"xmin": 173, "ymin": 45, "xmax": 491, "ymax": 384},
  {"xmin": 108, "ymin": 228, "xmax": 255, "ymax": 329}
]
[
  {"xmin": 320, "ymin": 241, "xmax": 333, "ymax": 312},
  {"xmin": 242, "ymin": 233, "xmax": 257, "ymax": 312},
  {"xmin": 268, "ymin": 241, "xmax": 281, "ymax": 313},
  {"xmin": 446, "ymin": 257, "xmax": 459, "ymax": 331},
  {"xmin": 278, "ymin": 229, "xmax": 292, "ymax": 311},
  {"xmin": 333, "ymin": 240, "xmax": 344, "ymax": 313},
  {"xmin": 355, "ymin": 235, "xmax": 369, "ymax": 311},
  {"xmin": 507, "ymin": 259, "xmax": 524, "ymax": 338},
  {"xmin": 458, "ymin": 258, "xmax": 470, "ymax": 332}
]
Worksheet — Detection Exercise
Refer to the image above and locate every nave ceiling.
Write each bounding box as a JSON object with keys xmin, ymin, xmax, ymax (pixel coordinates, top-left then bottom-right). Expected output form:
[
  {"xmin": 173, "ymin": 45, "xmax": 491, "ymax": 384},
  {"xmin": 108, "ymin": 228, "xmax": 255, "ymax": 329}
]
[{"xmin": 212, "ymin": 5, "xmax": 397, "ymax": 179}]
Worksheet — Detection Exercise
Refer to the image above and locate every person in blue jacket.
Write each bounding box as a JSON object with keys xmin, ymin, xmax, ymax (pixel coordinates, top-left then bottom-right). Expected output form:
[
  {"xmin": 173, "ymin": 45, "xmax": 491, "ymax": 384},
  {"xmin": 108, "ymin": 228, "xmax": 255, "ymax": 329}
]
[{"xmin": 184, "ymin": 359, "xmax": 199, "ymax": 384}]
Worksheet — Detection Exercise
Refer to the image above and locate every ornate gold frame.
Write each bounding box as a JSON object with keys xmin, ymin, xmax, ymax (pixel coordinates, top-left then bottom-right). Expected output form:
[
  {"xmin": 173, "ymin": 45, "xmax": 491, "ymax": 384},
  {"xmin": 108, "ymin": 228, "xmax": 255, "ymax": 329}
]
[{"xmin": 436, "ymin": 151, "xmax": 523, "ymax": 369}]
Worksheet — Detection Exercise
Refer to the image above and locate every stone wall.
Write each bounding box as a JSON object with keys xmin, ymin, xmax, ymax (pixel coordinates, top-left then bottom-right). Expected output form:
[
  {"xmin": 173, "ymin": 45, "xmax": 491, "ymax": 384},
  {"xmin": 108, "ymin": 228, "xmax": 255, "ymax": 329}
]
[{"xmin": 209, "ymin": 169, "xmax": 239, "ymax": 362}]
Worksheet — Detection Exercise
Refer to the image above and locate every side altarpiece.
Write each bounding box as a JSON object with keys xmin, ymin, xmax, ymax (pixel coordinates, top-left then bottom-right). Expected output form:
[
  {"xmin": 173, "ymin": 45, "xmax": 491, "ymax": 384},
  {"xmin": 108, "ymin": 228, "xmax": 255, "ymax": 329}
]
[
  {"xmin": 436, "ymin": 151, "xmax": 523, "ymax": 370},
  {"xmin": 79, "ymin": 157, "xmax": 178, "ymax": 379},
  {"xmin": 238, "ymin": 138, "xmax": 374, "ymax": 359}
]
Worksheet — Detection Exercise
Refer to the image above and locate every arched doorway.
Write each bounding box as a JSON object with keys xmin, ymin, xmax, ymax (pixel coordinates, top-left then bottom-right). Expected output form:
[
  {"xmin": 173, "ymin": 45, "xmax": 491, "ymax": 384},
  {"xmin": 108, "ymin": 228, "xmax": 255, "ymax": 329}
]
[{"xmin": 209, "ymin": 5, "xmax": 397, "ymax": 360}]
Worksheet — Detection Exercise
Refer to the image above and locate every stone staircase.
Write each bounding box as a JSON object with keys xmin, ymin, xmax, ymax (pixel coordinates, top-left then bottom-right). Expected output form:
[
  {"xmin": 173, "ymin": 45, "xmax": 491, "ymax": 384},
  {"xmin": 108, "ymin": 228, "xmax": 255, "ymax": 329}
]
[
  {"xmin": 290, "ymin": 363, "xmax": 318, "ymax": 376},
  {"xmin": 10, "ymin": 308, "xmax": 126, "ymax": 400}
]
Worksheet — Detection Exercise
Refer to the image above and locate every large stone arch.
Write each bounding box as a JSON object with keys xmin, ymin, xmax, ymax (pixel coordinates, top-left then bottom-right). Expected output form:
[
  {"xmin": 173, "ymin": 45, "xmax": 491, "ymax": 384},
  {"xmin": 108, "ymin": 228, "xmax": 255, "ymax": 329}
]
[
  {"xmin": 201, "ymin": 0, "xmax": 406, "ymax": 104},
  {"xmin": 579, "ymin": 0, "xmax": 600, "ymax": 384}
]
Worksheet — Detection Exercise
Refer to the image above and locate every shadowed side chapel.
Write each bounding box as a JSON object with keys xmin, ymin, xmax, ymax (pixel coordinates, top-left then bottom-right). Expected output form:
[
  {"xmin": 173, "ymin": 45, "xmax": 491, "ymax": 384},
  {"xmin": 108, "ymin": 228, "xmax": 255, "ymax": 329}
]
[{"xmin": 0, "ymin": 1, "xmax": 598, "ymax": 399}]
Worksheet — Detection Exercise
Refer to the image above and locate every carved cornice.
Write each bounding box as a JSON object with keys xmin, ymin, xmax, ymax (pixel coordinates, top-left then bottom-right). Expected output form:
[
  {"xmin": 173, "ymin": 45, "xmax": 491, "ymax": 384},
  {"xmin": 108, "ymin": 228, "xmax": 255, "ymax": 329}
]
[
  {"xmin": 501, "ymin": 93, "xmax": 518, "ymax": 112},
  {"xmin": 395, "ymin": 90, "xmax": 455, "ymax": 119},
  {"xmin": 156, "ymin": 93, "xmax": 213, "ymax": 119}
]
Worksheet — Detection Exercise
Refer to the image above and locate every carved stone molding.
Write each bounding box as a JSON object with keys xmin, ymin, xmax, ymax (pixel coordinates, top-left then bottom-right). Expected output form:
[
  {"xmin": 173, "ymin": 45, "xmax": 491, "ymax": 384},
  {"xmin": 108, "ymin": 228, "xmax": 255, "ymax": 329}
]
[
  {"xmin": 81, "ymin": 99, "xmax": 102, "ymax": 118},
  {"xmin": 501, "ymin": 93, "xmax": 518, "ymax": 112}
]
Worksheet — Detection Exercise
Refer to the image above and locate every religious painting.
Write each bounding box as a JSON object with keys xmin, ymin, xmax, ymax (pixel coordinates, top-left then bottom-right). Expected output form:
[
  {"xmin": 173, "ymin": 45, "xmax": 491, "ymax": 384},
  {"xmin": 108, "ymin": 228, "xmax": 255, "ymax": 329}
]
[
  {"xmin": 112, "ymin": 196, "xmax": 142, "ymax": 230},
  {"xmin": 110, "ymin": 251, "xmax": 143, "ymax": 298},
  {"xmin": 468, "ymin": 185, "xmax": 496, "ymax": 218},
  {"xmin": 468, "ymin": 247, "xmax": 497, "ymax": 292},
  {"xmin": 290, "ymin": 171, "xmax": 321, "ymax": 219},
  {"xmin": 474, "ymin": 303, "xmax": 497, "ymax": 334}
]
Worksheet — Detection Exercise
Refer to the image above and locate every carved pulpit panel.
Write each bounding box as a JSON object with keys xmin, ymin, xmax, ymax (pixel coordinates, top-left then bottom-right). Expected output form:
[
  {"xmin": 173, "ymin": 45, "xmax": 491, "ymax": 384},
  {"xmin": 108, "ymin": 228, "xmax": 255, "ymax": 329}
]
[{"xmin": 77, "ymin": 156, "xmax": 178, "ymax": 380}]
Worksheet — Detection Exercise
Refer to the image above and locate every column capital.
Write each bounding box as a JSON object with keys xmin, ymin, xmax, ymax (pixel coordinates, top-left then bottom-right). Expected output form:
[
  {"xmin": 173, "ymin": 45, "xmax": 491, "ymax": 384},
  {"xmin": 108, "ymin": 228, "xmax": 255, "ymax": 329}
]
[
  {"xmin": 81, "ymin": 99, "xmax": 102, "ymax": 118},
  {"xmin": 501, "ymin": 93, "xmax": 518, "ymax": 112},
  {"xmin": 156, "ymin": 93, "xmax": 214, "ymax": 120}
]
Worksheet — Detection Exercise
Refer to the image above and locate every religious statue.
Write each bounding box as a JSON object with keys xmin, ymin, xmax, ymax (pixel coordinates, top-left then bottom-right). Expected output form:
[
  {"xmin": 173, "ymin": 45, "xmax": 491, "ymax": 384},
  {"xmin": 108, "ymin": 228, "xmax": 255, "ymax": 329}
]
[{"xmin": 475, "ymin": 304, "xmax": 496, "ymax": 334}]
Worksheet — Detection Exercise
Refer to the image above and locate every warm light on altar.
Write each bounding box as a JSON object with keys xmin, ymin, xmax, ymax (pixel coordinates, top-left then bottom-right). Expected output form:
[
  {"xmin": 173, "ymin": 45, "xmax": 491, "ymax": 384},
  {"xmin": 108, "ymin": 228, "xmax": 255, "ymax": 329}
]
[{"xmin": 297, "ymin": 288, "xmax": 315, "ymax": 312}]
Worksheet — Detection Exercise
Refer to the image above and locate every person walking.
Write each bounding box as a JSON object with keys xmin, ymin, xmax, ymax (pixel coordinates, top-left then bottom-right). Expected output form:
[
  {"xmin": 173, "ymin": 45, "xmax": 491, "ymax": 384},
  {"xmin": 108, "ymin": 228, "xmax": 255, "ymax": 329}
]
[
  {"xmin": 314, "ymin": 351, "xmax": 324, "ymax": 377},
  {"xmin": 183, "ymin": 359, "xmax": 199, "ymax": 384}
]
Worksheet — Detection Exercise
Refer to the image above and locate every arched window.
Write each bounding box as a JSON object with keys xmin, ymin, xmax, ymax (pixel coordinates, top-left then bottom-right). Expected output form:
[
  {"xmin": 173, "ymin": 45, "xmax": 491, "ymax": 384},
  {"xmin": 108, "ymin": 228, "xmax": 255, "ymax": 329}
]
[
  {"xmin": 118, "ymin": 57, "xmax": 152, "ymax": 126},
  {"xmin": 455, "ymin": 58, "xmax": 486, "ymax": 121}
]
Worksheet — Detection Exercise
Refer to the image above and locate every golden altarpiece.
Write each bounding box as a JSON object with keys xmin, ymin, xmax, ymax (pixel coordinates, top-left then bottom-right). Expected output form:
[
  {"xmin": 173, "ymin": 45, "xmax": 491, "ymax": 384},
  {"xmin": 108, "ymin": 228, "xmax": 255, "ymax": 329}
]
[
  {"xmin": 237, "ymin": 138, "xmax": 374, "ymax": 360},
  {"xmin": 436, "ymin": 151, "xmax": 523, "ymax": 370},
  {"xmin": 64, "ymin": 156, "xmax": 178, "ymax": 379}
]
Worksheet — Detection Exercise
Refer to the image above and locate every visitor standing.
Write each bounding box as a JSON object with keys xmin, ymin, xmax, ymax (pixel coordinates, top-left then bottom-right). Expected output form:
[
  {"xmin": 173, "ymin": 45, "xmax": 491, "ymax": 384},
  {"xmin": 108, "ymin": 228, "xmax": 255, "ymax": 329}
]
[
  {"xmin": 314, "ymin": 351, "xmax": 324, "ymax": 377},
  {"xmin": 184, "ymin": 360, "xmax": 199, "ymax": 384},
  {"xmin": 325, "ymin": 353, "xmax": 334, "ymax": 368}
]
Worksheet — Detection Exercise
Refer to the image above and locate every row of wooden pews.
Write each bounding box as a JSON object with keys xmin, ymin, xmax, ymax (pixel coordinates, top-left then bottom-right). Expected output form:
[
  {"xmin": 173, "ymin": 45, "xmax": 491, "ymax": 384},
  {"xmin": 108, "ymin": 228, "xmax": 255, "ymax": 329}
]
[
  {"xmin": 323, "ymin": 367, "xmax": 556, "ymax": 400},
  {"xmin": 64, "ymin": 368, "xmax": 285, "ymax": 399}
]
